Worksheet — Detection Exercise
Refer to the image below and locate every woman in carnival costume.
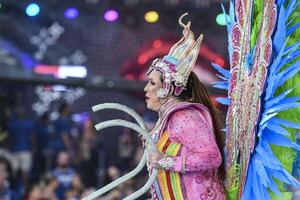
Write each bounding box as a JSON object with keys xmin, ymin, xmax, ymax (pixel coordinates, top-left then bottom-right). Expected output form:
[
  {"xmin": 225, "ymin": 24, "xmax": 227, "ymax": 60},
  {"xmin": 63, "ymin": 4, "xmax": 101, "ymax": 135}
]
[
  {"xmin": 145, "ymin": 13, "xmax": 226, "ymax": 200},
  {"xmin": 85, "ymin": 0, "xmax": 299, "ymax": 198}
]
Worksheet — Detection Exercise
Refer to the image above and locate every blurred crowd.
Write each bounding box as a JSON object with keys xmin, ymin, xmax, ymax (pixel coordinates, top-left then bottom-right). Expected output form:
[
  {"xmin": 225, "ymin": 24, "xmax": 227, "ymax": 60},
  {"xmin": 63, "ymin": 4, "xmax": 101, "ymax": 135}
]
[
  {"xmin": 0, "ymin": 94, "xmax": 153, "ymax": 200},
  {"xmin": 0, "ymin": 91, "xmax": 299, "ymax": 200}
]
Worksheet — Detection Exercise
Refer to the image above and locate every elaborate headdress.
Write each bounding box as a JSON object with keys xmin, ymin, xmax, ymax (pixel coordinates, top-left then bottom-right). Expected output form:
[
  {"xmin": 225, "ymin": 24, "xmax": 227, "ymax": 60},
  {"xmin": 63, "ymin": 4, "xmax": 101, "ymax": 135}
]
[{"xmin": 147, "ymin": 13, "xmax": 203, "ymax": 98}]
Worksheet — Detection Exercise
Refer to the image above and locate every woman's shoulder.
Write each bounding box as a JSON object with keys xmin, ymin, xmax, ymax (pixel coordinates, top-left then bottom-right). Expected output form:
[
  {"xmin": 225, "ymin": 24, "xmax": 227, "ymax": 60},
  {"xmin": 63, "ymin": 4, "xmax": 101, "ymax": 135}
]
[
  {"xmin": 167, "ymin": 103, "xmax": 213, "ymax": 136},
  {"xmin": 167, "ymin": 103, "xmax": 212, "ymax": 127},
  {"xmin": 169, "ymin": 103, "xmax": 210, "ymax": 119}
]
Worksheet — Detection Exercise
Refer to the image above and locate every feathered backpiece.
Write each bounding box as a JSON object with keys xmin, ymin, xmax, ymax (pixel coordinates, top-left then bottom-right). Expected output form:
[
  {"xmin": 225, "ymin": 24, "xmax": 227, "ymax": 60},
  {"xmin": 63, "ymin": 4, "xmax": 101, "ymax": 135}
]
[
  {"xmin": 212, "ymin": 0, "xmax": 300, "ymax": 199},
  {"xmin": 148, "ymin": 13, "xmax": 203, "ymax": 98}
]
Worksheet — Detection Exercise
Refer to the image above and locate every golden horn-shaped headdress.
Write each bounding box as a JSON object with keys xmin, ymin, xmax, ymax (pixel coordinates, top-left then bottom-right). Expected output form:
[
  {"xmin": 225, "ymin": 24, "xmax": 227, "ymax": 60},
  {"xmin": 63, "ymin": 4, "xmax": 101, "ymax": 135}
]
[{"xmin": 148, "ymin": 13, "xmax": 203, "ymax": 98}]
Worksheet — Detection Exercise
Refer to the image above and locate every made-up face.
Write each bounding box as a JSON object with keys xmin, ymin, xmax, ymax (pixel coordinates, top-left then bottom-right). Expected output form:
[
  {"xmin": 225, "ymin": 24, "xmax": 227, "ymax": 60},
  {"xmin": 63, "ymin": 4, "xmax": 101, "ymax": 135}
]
[{"xmin": 144, "ymin": 70, "xmax": 164, "ymax": 112}]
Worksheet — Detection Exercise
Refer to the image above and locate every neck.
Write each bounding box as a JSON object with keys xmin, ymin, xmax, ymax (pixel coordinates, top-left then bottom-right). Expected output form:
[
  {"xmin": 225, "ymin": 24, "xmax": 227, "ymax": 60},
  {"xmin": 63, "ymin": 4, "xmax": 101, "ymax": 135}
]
[{"xmin": 158, "ymin": 97, "xmax": 181, "ymax": 119}]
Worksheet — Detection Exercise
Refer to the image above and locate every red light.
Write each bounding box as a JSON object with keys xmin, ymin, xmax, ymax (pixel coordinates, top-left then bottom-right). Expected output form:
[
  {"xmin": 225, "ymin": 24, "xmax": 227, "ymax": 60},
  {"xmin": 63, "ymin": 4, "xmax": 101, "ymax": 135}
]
[
  {"xmin": 34, "ymin": 65, "xmax": 59, "ymax": 76},
  {"xmin": 214, "ymin": 57, "xmax": 225, "ymax": 67},
  {"xmin": 138, "ymin": 73, "xmax": 147, "ymax": 81},
  {"xmin": 138, "ymin": 54, "xmax": 148, "ymax": 65},
  {"xmin": 125, "ymin": 74, "xmax": 134, "ymax": 80},
  {"xmin": 152, "ymin": 40, "xmax": 162, "ymax": 49}
]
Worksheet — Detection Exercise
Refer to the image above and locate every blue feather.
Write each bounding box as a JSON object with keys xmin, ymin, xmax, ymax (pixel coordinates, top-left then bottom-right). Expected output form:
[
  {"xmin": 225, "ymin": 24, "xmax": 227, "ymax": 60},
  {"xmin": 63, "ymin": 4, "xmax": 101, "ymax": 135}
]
[
  {"xmin": 275, "ymin": 48, "xmax": 298, "ymax": 73},
  {"xmin": 216, "ymin": 74, "xmax": 229, "ymax": 81},
  {"xmin": 265, "ymin": 102, "xmax": 300, "ymax": 114},
  {"xmin": 267, "ymin": 175, "xmax": 282, "ymax": 197},
  {"xmin": 252, "ymin": 173, "xmax": 263, "ymax": 200},
  {"xmin": 215, "ymin": 97, "xmax": 230, "ymax": 105},
  {"xmin": 265, "ymin": 124, "xmax": 291, "ymax": 136},
  {"xmin": 254, "ymin": 160, "xmax": 271, "ymax": 187},
  {"xmin": 227, "ymin": 0, "xmax": 235, "ymax": 61},
  {"xmin": 276, "ymin": 60, "xmax": 300, "ymax": 88},
  {"xmin": 273, "ymin": 4, "xmax": 286, "ymax": 54},
  {"xmin": 228, "ymin": 0, "xmax": 235, "ymax": 28},
  {"xmin": 283, "ymin": 41, "xmax": 300, "ymax": 56},
  {"xmin": 265, "ymin": 168, "xmax": 290, "ymax": 184},
  {"xmin": 287, "ymin": 22, "xmax": 300, "ymax": 36},
  {"xmin": 269, "ymin": 117, "xmax": 300, "ymax": 129},
  {"xmin": 242, "ymin": 161, "xmax": 253, "ymax": 200},
  {"xmin": 212, "ymin": 81, "xmax": 229, "ymax": 90},
  {"xmin": 285, "ymin": 49, "xmax": 300, "ymax": 64},
  {"xmin": 270, "ymin": 40, "xmax": 287, "ymax": 73},
  {"xmin": 265, "ymin": 74, "xmax": 276, "ymax": 100},
  {"xmin": 256, "ymin": 145, "xmax": 280, "ymax": 167},
  {"xmin": 259, "ymin": 112, "xmax": 278, "ymax": 126},
  {"xmin": 266, "ymin": 167, "xmax": 300, "ymax": 186},
  {"xmin": 221, "ymin": 4, "xmax": 230, "ymax": 33},
  {"xmin": 273, "ymin": 96, "xmax": 300, "ymax": 106},
  {"xmin": 264, "ymin": 133, "xmax": 300, "ymax": 150},
  {"xmin": 276, "ymin": 0, "xmax": 285, "ymax": 7},
  {"xmin": 264, "ymin": 88, "xmax": 293, "ymax": 108},
  {"xmin": 275, "ymin": 56, "xmax": 294, "ymax": 73},
  {"xmin": 287, "ymin": 14, "xmax": 298, "ymax": 26},
  {"xmin": 211, "ymin": 63, "xmax": 231, "ymax": 78},
  {"xmin": 257, "ymin": 123, "xmax": 268, "ymax": 138},
  {"xmin": 265, "ymin": 41, "xmax": 288, "ymax": 100},
  {"xmin": 257, "ymin": 152, "xmax": 286, "ymax": 170},
  {"xmin": 285, "ymin": 1, "xmax": 300, "ymax": 20},
  {"xmin": 224, "ymin": 0, "xmax": 300, "ymax": 199}
]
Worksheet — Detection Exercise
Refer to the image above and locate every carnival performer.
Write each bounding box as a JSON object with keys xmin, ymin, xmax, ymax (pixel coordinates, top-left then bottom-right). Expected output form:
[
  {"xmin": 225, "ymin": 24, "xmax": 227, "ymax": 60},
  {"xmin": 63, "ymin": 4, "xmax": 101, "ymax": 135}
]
[{"xmin": 144, "ymin": 13, "xmax": 226, "ymax": 200}]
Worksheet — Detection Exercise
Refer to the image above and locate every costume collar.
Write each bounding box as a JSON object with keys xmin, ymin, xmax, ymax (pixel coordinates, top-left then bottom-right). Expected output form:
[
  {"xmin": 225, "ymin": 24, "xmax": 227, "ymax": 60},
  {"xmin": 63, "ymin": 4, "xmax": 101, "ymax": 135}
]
[{"xmin": 158, "ymin": 98, "xmax": 182, "ymax": 119}]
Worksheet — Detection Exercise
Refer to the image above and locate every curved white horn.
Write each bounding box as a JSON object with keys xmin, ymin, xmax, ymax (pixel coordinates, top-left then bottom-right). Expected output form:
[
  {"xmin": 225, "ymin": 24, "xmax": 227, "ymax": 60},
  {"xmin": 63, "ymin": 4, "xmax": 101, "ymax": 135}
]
[{"xmin": 82, "ymin": 104, "xmax": 158, "ymax": 200}]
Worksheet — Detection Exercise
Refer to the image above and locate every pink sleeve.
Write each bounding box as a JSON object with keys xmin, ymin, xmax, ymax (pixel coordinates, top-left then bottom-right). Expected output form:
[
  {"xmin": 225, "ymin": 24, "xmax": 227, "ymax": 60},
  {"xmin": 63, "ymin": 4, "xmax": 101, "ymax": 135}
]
[{"xmin": 167, "ymin": 107, "xmax": 222, "ymax": 173}]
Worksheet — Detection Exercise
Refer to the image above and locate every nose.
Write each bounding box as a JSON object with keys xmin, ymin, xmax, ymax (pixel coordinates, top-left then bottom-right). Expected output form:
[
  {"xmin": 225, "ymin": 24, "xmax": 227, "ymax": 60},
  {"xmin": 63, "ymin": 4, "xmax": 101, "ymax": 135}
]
[{"xmin": 144, "ymin": 83, "xmax": 148, "ymax": 93}]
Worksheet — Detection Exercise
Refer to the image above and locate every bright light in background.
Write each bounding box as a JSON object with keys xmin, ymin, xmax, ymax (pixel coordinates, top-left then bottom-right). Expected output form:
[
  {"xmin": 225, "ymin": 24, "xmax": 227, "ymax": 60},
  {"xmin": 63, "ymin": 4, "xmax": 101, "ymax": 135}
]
[
  {"xmin": 26, "ymin": 3, "xmax": 40, "ymax": 17},
  {"xmin": 64, "ymin": 7, "xmax": 79, "ymax": 19},
  {"xmin": 138, "ymin": 54, "xmax": 148, "ymax": 65},
  {"xmin": 59, "ymin": 66, "xmax": 87, "ymax": 78},
  {"xmin": 152, "ymin": 40, "xmax": 162, "ymax": 49},
  {"xmin": 34, "ymin": 65, "xmax": 87, "ymax": 79},
  {"xmin": 216, "ymin": 13, "xmax": 230, "ymax": 26},
  {"xmin": 144, "ymin": 11, "xmax": 159, "ymax": 23},
  {"xmin": 104, "ymin": 9, "xmax": 119, "ymax": 22}
]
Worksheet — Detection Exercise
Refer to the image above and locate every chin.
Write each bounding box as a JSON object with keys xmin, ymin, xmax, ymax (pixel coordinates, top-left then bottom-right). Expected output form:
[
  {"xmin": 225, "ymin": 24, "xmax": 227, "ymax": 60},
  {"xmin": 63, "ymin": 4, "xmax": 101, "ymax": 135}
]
[
  {"xmin": 146, "ymin": 103, "xmax": 152, "ymax": 110},
  {"xmin": 146, "ymin": 103, "xmax": 155, "ymax": 112}
]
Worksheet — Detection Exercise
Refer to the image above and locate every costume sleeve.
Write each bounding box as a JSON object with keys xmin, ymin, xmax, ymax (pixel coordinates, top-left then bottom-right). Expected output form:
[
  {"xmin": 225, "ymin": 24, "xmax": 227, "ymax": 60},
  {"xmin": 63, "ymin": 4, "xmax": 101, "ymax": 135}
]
[{"xmin": 166, "ymin": 107, "xmax": 222, "ymax": 173}]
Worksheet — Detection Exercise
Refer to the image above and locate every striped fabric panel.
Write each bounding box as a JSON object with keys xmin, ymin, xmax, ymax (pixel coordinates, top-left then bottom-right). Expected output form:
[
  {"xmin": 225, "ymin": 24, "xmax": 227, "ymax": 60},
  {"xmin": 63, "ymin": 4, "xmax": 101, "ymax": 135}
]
[
  {"xmin": 157, "ymin": 170, "xmax": 172, "ymax": 199},
  {"xmin": 170, "ymin": 172, "xmax": 184, "ymax": 199},
  {"xmin": 155, "ymin": 131, "xmax": 184, "ymax": 200},
  {"xmin": 153, "ymin": 180, "xmax": 163, "ymax": 200},
  {"xmin": 165, "ymin": 171, "xmax": 176, "ymax": 199},
  {"xmin": 157, "ymin": 132, "xmax": 169, "ymax": 152}
]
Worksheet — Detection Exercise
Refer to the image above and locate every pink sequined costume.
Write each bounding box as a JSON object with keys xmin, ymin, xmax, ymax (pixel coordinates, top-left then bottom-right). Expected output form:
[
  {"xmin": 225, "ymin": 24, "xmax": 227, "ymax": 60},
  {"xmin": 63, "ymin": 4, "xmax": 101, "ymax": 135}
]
[{"xmin": 150, "ymin": 99, "xmax": 226, "ymax": 200}]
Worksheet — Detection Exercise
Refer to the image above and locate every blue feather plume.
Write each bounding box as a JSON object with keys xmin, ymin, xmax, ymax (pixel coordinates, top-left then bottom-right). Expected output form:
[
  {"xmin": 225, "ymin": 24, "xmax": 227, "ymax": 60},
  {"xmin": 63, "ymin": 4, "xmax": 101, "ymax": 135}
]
[{"xmin": 212, "ymin": 0, "xmax": 300, "ymax": 199}]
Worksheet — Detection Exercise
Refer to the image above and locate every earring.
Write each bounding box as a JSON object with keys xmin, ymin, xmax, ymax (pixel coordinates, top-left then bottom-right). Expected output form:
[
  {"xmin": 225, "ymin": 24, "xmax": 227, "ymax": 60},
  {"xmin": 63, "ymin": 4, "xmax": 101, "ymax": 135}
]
[{"xmin": 156, "ymin": 88, "xmax": 169, "ymax": 98}]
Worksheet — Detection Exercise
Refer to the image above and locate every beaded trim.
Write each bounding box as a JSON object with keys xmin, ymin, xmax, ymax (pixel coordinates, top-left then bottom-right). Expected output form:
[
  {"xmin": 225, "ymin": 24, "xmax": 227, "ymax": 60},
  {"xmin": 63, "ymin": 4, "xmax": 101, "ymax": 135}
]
[{"xmin": 158, "ymin": 156, "xmax": 176, "ymax": 170}]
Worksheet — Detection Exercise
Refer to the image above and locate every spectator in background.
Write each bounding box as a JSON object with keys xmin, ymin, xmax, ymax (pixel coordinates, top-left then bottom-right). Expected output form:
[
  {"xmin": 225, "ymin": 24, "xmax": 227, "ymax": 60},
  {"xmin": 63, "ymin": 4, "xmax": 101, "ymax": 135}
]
[
  {"xmin": 117, "ymin": 129, "xmax": 135, "ymax": 172},
  {"xmin": 53, "ymin": 151, "xmax": 77, "ymax": 200},
  {"xmin": 79, "ymin": 119, "xmax": 99, "ymax": 188},
  {"xmin": 0, "ymin": 157, "xmax": 20, "ymax": 199},
  {"xmin": 33, "ymin": 112, "xmax": 53, "ymax": 179},
  {"xmin": 80, "ymin": 188, "xmax": 96, "ymax": 199},
  {"xmin": 7, "ymin": 108, "xmax": 35, "ymax": 193},
  {"xmin": 0, "ymin": 95, "xmax": 12, "ymax": 167},
  {"xmin": 52, "ymin": 103, "xmax": 73, "ymax": 157},
  {"xmin": 28, "ymin": 174, "xmax": 58, "ymax": 200},
  {"xmin": 65, "ymin": 174, "xmax": 84, "ymax": 200}
]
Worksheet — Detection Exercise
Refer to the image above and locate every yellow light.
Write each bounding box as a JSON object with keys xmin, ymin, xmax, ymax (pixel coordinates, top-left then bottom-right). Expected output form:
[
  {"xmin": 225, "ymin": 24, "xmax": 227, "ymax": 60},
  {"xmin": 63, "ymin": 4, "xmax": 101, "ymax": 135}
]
[{"xmin": 144, "ymin": 11, "xmax": 159, "ymax": 23}]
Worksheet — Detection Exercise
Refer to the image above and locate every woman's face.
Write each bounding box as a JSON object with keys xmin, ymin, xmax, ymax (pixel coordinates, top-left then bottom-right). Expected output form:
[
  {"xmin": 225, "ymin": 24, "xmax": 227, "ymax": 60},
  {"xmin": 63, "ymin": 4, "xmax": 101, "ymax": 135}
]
[{"xmin": 144, "ymin": 70, "xmax": 163, "ymax": 112}]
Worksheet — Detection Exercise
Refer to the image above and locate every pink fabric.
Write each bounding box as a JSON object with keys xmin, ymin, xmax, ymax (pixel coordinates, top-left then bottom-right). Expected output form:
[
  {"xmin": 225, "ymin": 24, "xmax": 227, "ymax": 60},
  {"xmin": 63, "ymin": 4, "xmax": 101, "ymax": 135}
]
[{"xmin": 164, "ymin": 105, "xmax": 226, "ymax": 200}]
